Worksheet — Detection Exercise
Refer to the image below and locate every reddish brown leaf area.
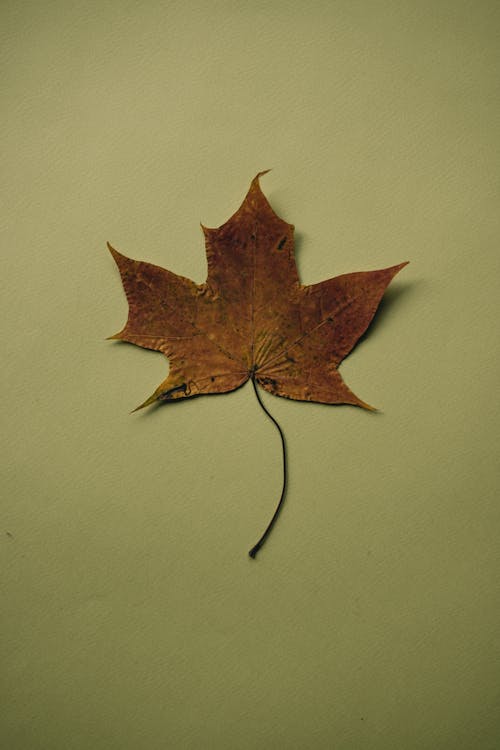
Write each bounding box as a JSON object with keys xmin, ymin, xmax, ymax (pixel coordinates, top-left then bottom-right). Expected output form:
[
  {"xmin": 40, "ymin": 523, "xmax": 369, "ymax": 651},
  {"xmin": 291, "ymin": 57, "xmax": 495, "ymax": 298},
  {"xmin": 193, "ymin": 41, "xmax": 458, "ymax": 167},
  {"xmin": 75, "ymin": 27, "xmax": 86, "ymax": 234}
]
[{"xmin": 108, "ymin": 173, "xmax": 407, "ymax": 410}]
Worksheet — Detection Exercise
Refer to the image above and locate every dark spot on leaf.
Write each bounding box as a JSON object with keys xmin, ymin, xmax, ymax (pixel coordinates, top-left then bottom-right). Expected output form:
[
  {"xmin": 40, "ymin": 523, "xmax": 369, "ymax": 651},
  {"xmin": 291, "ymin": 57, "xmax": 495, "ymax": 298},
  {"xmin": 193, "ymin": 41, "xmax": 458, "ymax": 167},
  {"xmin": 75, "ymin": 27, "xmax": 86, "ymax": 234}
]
[
  {"xmin": 160, "ymin": 383, "xmax": 187, "ymax": 400},
  {"xmin": 277, "ymin": 236, "xmax": 287, "ymax": 250},
  {"xmin": 259, "ymin": 376, "xmax": 277, "ymax": 389}
]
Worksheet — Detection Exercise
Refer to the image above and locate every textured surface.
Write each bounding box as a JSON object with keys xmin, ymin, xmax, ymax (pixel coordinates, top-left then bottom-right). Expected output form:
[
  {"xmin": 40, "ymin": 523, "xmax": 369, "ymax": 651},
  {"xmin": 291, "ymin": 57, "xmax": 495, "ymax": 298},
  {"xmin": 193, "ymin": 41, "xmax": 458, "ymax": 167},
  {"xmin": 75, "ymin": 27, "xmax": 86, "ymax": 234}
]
[
  {"xmin": 110, "ymin": 172, "xmax": 407, "ymax": 409},
  {"xmin": 2, "ymin": 2, "xmax": 500, "ymax": 749}
]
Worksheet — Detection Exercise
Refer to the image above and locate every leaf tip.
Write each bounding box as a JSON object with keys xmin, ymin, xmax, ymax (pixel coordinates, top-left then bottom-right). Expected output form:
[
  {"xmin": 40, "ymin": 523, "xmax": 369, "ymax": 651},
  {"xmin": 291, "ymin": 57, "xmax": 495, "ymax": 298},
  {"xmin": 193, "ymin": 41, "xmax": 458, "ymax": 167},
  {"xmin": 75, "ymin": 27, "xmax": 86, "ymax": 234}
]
[
  {"xmin": 254, "ymin": 168, "xmax": 272, "ymax": 180},
  {"xmin": 130, "ymin": 403, "xmax": 147, "ymax": 414},
  {"xmin": 251, "ymin": 170, "xmax": 272, "ymax": 190},
  {"xmin": 395, "ymin": 260, "xmax": 410, "ymax": 274},
  {"xmin": 131, "ymin": 390, "xmax": 160, "ymax": 412},
  {"xmin": 200, "ymin": 222, "xmax": 215, "ymax": 236},
  {"xmin": 107, "ymin": 242, "xmax": 127, "ymax": 266}
]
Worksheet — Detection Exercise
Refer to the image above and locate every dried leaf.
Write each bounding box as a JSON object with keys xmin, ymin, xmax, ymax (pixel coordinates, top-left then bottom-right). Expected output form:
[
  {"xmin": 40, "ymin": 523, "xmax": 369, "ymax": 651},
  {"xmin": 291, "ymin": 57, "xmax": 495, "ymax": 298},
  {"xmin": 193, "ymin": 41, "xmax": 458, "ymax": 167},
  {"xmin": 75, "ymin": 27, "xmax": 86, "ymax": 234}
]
[
  {"xmin": 108, "ymin": 172, "xmax": 408, "ymax": 411},
  {"xmin": 107, "ymin": 173, "xmax": 408, "ymax": 557}
]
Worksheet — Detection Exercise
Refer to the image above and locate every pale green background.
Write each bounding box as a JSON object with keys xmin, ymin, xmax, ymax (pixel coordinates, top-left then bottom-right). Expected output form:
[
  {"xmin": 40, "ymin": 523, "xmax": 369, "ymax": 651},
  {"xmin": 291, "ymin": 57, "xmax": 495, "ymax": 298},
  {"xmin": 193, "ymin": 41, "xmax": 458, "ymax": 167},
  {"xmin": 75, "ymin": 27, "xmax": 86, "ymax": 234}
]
[{"xmin": 2, "ymin": 2, "xmax": 499, "ymax": 748}]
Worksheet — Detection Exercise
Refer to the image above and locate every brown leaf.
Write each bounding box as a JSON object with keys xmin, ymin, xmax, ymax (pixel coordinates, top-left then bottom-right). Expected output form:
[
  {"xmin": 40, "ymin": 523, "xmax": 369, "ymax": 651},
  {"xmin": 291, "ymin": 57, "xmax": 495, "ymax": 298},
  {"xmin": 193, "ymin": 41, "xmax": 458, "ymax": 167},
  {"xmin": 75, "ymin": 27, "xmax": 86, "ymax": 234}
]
[{"xmin": 108, "ymin": 173, "xmax": 407, "ymax": 411}]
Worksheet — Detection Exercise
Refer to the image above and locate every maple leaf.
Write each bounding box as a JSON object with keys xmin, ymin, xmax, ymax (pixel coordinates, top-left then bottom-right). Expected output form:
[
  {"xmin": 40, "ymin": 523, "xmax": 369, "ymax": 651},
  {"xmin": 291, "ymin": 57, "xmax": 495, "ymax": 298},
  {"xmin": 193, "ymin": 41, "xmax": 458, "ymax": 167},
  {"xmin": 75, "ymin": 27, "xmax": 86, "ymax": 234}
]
[
  {"xmin": 107, "ymin": 172, "xmax": 408, "ymax": 557},
  {"xmin": 108, "ymin": 172, "xmax": 407, "ymax": 412}
]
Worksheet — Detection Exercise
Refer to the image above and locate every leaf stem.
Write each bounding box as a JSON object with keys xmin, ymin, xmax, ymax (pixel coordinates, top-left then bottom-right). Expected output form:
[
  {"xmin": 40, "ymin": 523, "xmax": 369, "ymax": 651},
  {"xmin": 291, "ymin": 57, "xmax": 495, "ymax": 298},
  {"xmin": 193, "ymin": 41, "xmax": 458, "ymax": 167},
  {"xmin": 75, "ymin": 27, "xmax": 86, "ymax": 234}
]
[{"xmin": 249, "ymin": 376, "xmax": 288, "ymax": 559}]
